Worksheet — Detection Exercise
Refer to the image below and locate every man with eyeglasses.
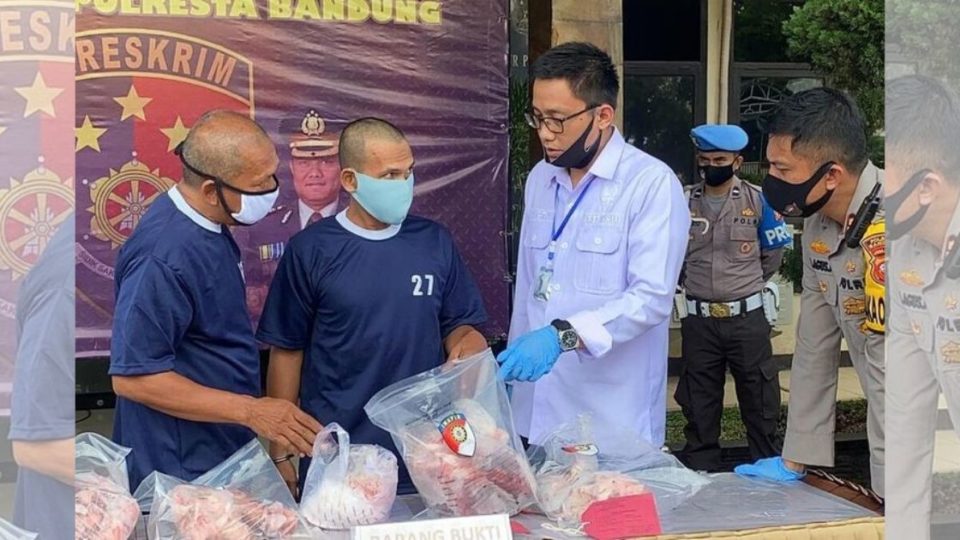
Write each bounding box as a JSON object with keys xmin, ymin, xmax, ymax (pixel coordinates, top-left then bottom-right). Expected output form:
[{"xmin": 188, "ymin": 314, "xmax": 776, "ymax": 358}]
[
  {"xmin": 498, "ymin": 42, "xmax": 690, "ymax": 451},
  {"xmin": 735, "ymin": 88, "xmax": 886, "ymax": 500},
  {"xmin": 257, "ymin": 117, "xmax": 488, "ymax": 496},
  {"xmin": 110, "ymin": 110, "xmax": 322, "ymax": 490}
]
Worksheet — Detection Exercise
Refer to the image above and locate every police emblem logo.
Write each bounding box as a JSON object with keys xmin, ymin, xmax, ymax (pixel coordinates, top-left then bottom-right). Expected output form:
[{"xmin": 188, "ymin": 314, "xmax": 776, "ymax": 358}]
[
  {"xmin": 861, "ymin": 231, "xmax": 885, "ymax": 285},
  {"xmin": 846, "ymin": 260, "xmax": 858, "ymax": 275},
  {"xmin": 842, "ymin": 296, "xmax": 866, "ymax": 316},
  {"xmin": 77, "ymin": 28, "xmax": 254, "ymax": 249},
  {"xmin": 940, "ymin": 341, "xmax": 960, "ymax": 364},
  {"xmin": 811, "ymin": 240, "xmax": 831, "ymax": 255},
  {"xmin": 562, "ymin": 443, "xmax": 599, "ymax": 456},
  {"xmin": 947, "ymin": 295, "xmax": 959, "ymax": 313},
  {"xmin": 819, "ymin": 280, "xmax": 828, "ymax": 293},
  {"xmin": 437, "ymin": 413, "xmax": 476, "ymax": 457},
  {"xmin": 899, "ymin": 270, "xmax": 925, "ymax": 287},
  {"xmin": 300, "ymin": 110, "xmax": 325, "ymax": 137},
  {"xmin": 88, "ymin": 157, "xmax": 176, "ymax": 248},
  {"xmin": 741, "ymin": 207, "xmax": 756, "ymax": 217},
  {"xmin": 740, "ymin": 242, "xmax": 752, "ymax": 254},
  {"xmin": 0, "ymin": 161, "xmax": 74, "ymax": 279}
]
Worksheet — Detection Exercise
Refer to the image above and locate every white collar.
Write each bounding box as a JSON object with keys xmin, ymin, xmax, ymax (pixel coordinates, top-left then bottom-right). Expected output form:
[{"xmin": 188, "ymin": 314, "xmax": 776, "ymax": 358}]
[
  {"xmin": 168, "ymin": 186, "xmax": 221, "ymax": 233},
  {"xmin": 335, "ymin": 209, "xmax": 401, "ymax": 241},
  {"xmin": 299, "ymin": 199, "xmax": 339, "ymax": 229}
]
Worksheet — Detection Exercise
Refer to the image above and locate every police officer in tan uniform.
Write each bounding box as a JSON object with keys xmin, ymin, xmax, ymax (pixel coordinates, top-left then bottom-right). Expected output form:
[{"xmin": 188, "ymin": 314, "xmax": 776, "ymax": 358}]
[
  {"xmin": 735, "ymin": 88, "xmax": 885, "ymax": 498},
  {"xmin": 676, "ymin": 124, "xmax": 790, "ymax": 471},
  {"xmin": 235, "ymin": 109, "xmax": 343, "ymax": 323},
  {"xmin": 885, "ymin": 75, "xmax": 960, "ymax": 540}
]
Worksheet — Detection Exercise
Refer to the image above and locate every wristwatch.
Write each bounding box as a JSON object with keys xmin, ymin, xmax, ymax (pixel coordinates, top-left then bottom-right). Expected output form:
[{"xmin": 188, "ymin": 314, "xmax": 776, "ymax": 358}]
[{"xmin": 551, "ymin": 319, "xmax": 580, "ymax": 352}]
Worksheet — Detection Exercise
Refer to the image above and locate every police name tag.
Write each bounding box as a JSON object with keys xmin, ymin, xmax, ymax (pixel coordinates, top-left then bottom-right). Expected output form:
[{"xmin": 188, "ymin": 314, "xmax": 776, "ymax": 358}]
[{"xmin": 351, "ymin": 514, "xmax": 511, "ymax": 540}]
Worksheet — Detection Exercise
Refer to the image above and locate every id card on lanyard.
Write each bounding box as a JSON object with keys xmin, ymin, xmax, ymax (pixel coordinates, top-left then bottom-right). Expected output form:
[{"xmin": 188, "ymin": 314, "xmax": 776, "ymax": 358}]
[{"xmin": 534, "ymin": 178, "xmax": 596, "ymax": 301}]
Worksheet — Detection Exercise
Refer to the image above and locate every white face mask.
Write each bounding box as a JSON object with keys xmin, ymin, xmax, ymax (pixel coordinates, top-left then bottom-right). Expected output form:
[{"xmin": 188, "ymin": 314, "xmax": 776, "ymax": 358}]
[{"xmin": 231, "ymin": 188, "xmax": 279, "ymax": 225}]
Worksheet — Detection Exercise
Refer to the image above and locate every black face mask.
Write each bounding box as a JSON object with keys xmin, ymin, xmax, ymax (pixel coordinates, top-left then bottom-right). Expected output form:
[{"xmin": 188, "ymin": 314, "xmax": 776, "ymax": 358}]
[
  {"xmin": 548, "ymin": 115, "xmax": 602, "ymax": 170},
  {"xmin": 886, "ymin": 169, "xmax": 932, "ymax": 241},
  {"xmin": 698, "ymin": 164, "xmax": 736, "ymax": 187},
  {"xmin": 762, "ymin": 162, "xmax": 836, "ymax": 218}
]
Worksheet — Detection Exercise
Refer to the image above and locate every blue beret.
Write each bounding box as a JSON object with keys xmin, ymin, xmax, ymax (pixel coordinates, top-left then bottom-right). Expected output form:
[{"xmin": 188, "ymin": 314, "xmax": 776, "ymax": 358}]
[{"xmin": 690, "ymin": 124, "xmax": 749, "ymax": 152}]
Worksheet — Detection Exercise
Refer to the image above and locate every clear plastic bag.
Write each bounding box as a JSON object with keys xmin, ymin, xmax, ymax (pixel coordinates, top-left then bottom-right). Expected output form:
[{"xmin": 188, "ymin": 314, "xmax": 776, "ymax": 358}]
[
  {"xmin": 365, "ymin": 350, "xmax": 537, "ymax": 517},
  {"xmin": 299, "ymin": 423, "xmax": 398, "ymax": 529},
  {"xmin": 529, "ymin": 415, "xmax": 711, "ymax": 528},
  {"xmin": 75, "ymin": 432, "xmax": 141, "ymax": 540},
  {"xmin": 0, "ymin": 517, "xmax": 36, "ymax": 540},
  {"xmin": 146, "ymin": 439, "xmax": 311, "ymax": 539}
]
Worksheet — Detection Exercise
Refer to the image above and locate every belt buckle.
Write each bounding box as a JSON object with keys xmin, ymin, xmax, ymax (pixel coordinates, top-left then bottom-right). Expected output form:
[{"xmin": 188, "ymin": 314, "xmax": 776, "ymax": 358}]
[{"xmin": 709, "ymin": 303, "xmax": 732, "ymax": 318}]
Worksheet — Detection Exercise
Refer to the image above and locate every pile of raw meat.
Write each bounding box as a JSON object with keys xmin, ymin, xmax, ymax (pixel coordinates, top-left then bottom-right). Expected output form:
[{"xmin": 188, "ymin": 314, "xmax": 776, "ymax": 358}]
[
  {"xmin": 75, "ymin": 433, "xmax": 142, "ymax": 540},
  {"xmin": 163, "ymin": 485, "xmax": 302, "ymax": 539},
  {"xmin": 76, "ymin": 473, "xmax": 141, "ymax": 540},
  {"xmin": 397, "ymin": 399, "xmax": 537, "ymax": 517},
  {"xmin": 146, "ymin": 439, "xmax": 310, "ymax": 540},
  {"xmin": 299, "ymin": 423, "xmax": 398, "ymax": 529}
]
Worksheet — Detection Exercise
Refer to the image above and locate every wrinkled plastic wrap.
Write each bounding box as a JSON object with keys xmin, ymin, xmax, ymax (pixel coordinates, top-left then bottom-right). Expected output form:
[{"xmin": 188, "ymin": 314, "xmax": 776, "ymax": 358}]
[
  {"xmin": 529, "ymin": 416, "xmax": 710, "ymax": 528},
  {"xmin": 145, "ymin": 439, "xmax": 310, "ymax": 539},
  {"xmin": 366, "ymin": 350, "xmax": 537, "ymax": 517},
  {"xmin": 0, "ymin": 517, "xmax": 36, "ymax": 540},
  {"xmin": 300, "ymin": 423, "xmax": 398, "ymax": 529},
  {"xmin": 510, "ymin": 473, "xmax": 879, "ymax": 538},
  {"xmin": 75, "ymin": 432, "xmax": 141, "ymax": 540}
]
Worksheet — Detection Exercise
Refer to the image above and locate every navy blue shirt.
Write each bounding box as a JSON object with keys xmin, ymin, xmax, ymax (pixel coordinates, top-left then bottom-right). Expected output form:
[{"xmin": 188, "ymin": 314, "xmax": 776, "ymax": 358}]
[
  {"xmin": 256, "ymin": 212, "xmax": 487, "ymax": 492},
  {"xmin": 109, "ymin": 190, "xmax": 260, "ymax": 490},
  {"xmin": 9, "ymin": 216, "xmax": 75, "ymax": 540}
]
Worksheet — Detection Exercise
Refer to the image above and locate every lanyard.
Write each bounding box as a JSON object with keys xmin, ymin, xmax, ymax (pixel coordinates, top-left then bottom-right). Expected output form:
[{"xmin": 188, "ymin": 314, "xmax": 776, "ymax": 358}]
[{"xmin": 548, "ymin": 177, "xmax": 596, "ymax": 262}]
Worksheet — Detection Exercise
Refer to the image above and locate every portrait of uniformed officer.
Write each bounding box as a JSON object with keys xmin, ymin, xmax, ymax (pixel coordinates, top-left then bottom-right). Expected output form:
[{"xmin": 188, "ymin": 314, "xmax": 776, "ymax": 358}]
[{"xmin": 236, "ymin": 109, "xmax": 344, "ymax": 322}]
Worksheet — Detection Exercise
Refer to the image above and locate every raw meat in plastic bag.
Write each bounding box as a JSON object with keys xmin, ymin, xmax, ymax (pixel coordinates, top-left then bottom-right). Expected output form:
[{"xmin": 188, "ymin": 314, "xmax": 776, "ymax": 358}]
[
  {"xmin": 74, "ymin": 432, "xmax": 141, "ymax": 540},
  {"xmin": 366, "ymin": 350, "xmax": 537, "ymax": 517},
  {"xmin": 530, "ymin": 415, "xmax": 710, "ymax": 527},
  {"xmin": 146, "ymin": 439, "xmax": 311, "ymax": 539},
  {"xmin": 299, "ymin": 423, "xmax": 397, "ymax": 529}
]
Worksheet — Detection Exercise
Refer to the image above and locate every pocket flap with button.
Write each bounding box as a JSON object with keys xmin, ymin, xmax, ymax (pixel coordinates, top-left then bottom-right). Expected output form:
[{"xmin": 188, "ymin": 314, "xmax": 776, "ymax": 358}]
[
  {"xmin": 576, "ymin": 226, "xmax": 622, "ymax": 254},
  {"xmin": 522, "ymin": 219, "xmax": 551, "ymax": 250}
]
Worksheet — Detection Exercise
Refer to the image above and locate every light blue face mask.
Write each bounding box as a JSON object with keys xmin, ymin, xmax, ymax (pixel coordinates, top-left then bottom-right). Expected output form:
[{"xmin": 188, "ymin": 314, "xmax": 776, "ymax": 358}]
[{"xmin": 352, "ymin": 171, "xmax": 415, "ymax": 225}]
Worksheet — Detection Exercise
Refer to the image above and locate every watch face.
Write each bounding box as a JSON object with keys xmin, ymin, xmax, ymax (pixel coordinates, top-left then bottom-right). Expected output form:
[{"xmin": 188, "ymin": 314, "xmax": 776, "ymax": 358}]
[{"xmin": 560, "ymin": 330, "xmax": 579, "ymax": 350}]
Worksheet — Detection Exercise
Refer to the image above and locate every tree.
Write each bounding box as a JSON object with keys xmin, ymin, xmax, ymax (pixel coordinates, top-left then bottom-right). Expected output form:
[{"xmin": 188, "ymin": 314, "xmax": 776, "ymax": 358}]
[
  {"xmin": 782, "ymin": 0, "xmax": 884, "ymax": 133},
  {"xmin": 887, "ymin": 0, "xmax": 960, "ymax": 89}
]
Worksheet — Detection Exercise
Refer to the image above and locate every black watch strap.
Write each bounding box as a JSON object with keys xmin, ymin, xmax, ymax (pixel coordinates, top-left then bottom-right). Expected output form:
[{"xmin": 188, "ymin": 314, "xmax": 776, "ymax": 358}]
[{"xmin": 551, "ymin": 319, "xmax": 573, "ymax": 332}]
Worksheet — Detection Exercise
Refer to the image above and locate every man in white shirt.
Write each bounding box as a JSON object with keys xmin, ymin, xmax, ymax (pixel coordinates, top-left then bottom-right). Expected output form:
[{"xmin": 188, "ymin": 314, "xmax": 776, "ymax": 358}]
[{"xmin": 499, "ymin": 42, "xmax": 690, "ymax": 449}]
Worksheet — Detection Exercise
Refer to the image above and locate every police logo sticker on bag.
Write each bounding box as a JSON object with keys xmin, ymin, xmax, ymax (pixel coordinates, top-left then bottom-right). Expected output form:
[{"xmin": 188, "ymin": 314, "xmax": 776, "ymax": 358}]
[
  {"xmin": 561, "ymin": 443, "xmax": 599, "ymax": 456},
  {"xmin": 438, "ymin": 413, "xmax": 476, "ymax": 457}
]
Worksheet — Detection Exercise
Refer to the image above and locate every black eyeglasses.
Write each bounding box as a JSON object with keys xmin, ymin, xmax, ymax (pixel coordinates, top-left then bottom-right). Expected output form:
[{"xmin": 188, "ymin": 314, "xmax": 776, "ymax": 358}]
[
  {"xmin": 174, "ymin": 142, "xmax": 279, "ymax": 196},
  {"xmin": 525, "ymin": 105, "xmax": 599, "ymax": 134}
]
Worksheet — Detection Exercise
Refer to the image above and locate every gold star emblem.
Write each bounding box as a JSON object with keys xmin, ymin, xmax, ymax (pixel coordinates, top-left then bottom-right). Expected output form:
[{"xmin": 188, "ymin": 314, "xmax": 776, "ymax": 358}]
[
  {"xmin": 947, "ymin": 295, "xmax": 959, "ymax": 313},
  {"xmin": 114, "ymin": 85, "xmax": 152, "ymax": 121},
  {"xmin": 911, "ymin": 321, "xmax": 922, "ymax": 335},
  {"xmin": 846, "ymin": 260, "xmax": 857, "ymax": 275},
  {"xmin": 819, "ymin": 280, "xmax": 828, "ymax": 293},
  {"xmin": 76, "ymin": 115, "xmax": 108, "ymax": 152},
  {"xmin": 15, "ymin": 72, "xmax": 63, "ymax": 118},
  {"xmin": 160, "ymin": 116, "xmax": 191, "ymax": 152}
]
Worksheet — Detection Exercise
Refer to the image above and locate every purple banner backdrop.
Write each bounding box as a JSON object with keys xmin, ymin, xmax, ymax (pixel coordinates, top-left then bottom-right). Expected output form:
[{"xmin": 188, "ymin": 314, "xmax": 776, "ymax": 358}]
[
  {"xmin": 0, "ymin": 1, "xmax": 75, "ymax": 411},
  {"xmin": 75, "ymin": 0, "xmax": 510, "ymax": 356}
]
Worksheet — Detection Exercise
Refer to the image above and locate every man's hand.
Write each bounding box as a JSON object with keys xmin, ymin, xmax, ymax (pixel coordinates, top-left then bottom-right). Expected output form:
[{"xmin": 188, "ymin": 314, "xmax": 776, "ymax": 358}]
[
  {"xmin": 496, "ymin": 325, "xmax": 563, "ymax": 382},
  {"xmin": 274, "ymin": 458, "xmax": 300, "ymax": 499},
  {"xmin": 446, "ymin": 327, "xmax": 488, "ymax": 362},
  {"xmin": 244, "ymin": 397, "xmax": 321, "ymax": 456},
  {"xmin": 734, "ymin": 456, "xmax": 806, "ymax": 482}
]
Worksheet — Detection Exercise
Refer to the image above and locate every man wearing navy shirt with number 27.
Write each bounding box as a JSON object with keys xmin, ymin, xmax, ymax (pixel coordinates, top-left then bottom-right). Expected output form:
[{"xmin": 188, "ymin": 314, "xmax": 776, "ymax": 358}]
[{"xmin": 257, "ymin": 117, "xmax": 489, "ymax": 497}]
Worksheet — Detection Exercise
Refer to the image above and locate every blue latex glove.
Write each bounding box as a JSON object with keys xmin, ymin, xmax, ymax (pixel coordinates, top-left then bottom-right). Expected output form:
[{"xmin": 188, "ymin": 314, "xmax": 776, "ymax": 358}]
[
  {"xmin": 734, "ymin": 456, "xmax": 806, "ymax": 482},
  {"xmin": 496, "ymin": 326, "xmax": 563, "ymax": 382}
]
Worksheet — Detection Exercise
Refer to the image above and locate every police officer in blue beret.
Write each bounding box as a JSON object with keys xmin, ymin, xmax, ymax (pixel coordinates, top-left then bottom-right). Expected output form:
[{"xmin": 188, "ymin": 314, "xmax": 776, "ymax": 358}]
[{"xmin": 675, "ymin": 124, "xmax": 791, "ymax": 471}]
